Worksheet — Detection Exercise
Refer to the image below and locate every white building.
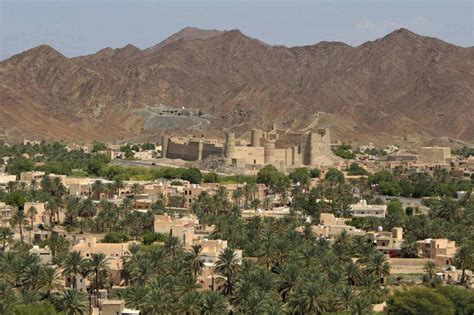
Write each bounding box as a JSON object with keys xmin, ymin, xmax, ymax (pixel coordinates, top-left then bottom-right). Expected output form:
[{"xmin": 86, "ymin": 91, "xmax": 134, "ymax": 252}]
[{"xmin": 350, "ymin": 200, "xmax": 387, "ymax": 218}]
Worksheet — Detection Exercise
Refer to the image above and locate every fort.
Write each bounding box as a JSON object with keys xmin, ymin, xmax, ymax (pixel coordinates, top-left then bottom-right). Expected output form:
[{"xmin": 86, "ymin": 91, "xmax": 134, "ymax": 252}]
[{"xmin": 161, "ymin": 125, "xmax": 339, "ymax": 170}]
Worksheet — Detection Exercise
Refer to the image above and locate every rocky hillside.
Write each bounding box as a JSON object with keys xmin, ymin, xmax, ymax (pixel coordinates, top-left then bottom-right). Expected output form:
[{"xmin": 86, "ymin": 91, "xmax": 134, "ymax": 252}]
[{"xmin": 0, "ymin": 27, "xmax": 473, "ymax": 144}]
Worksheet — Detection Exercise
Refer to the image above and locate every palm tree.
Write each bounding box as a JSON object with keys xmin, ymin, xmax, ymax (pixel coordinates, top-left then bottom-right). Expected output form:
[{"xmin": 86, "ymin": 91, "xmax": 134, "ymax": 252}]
[
  {"xmin": 243, "ymin": 291, "xmax": 271, "ymax": 314},
  {"xmin": 360, "ymin": 274, "xmax": 384, "ymax": 304},
  {"xmin": 11, "ymin": 208, "xmax": 27, "ymax": 243},
  {"xmin": 105, "ymin": 183, "xmax": 115, "ymax": 199},
  {"xmin": 114, "ymin": 179, "xmax": 124, "ymax": 197},
  {"xmin": 45, "ymin": 199, "xmax": 57, "ymax": 227},
  {"xmin": 123, "ymin": 285, "xmax": 147, "ymax": 311},
  {"xmin": 26, "ymin": 206, "xmax": 37, "ymax": 244},
  {"xmin": 91, "ymin": 180, "xmax": 104, "ymax": 200},
  {"xmin": 177, "ymin": 291, "xmax": 202, "ymax": 315},
  {"xmin": 232, "ymin": 188, "xmax": 243, "ymax": 208},
  {"xmin": 48, "ymin": 232, "xmax": 69, "ymax": 264},
  {"xmin": 286, "ymin": 280, "xmax": 326, "ymax": 314},
  {"xmin": 423, "ymin": 261, "xmax": 437, "ymax": 280},
  {"xmin": 189, "ymin": 244, "xmax": 204, "ymax": 278},
  {"xmin": 6, "ymin": 181, "xmax": 16, "ymax": 193},
  {"xmin": 30, "ymin": 179, "xmax": 38, "ymax": 191},
  {"xmin": 38, "ymin": 266, "xmax": 63, "ymax": 298},
  {"xmin": 143, "ymin": 284, "xmax": 174, "ymax": 314},
  {"xmin": 21, "ymin": 261, "xmax": 42, "ymax": 290},
  {"xmin": 175, "ymin": 274, "xmax": 201, "ymax": 296},
  {"xmin": 351, "ymin": 297, "xmax": 371, "ymax": 315},
  {"xmin": 77, "ymin": 199, "xmax": 95, "ymax": 233},
  {"xmin": 0, "ymin": 280, "xmax": 17, "ymax": 312},
  {"xmin": 63, "ymin": 251, "xmax": 85, "ymax": 290},
  {"xmin": 215, "ymin": 247, "xmax": 240, "ymax": 296},
  {"xmin": 252, "ymin": 267, "xmax": 278, "ymax": 295},
  {"xmin": 148, "ymin": 247, "xmax": 168, "ymax": 276},
  {"xmin": 84, "ymin": 253, "xmax": 109, "ymax": 299},
  {"xmin": 298, "ymin": 245, "xmax": 319, "ymax": 269},
  {"xmin": 0, "ymin": 227, "xmax": 13, "ymax": 251},
  {"xmin": 200, "ymin": 291, "xmax": 228, "ymax": 315},
  {"xmin": 251, "ymin": 198, "xmax": 261, "ymax": 211},
  {"xmin": 337, "ymin": 286, "xmax": 355, "ymax": 310},
  {"xmin": 400, "ymin": 235, "xmax": 419, "ymax": 258},
  {"xmin": 366, "ymin": 252, "xmax": 391, "ymax": 283},
  {"xmin": 164, "ymin": 235, "xmax": 183, "ymax": 260},
  {"xmin": 130, "ymin": 183, "xmax": 143, "ymax": 201},
  {"xmin": 277, "ymin": 264, "xmax": 300, "ymax": 302},
  {"xmin": 345, "ymin": 261, "xmax": 362, "ymax": 286},
  {"xmin": 454, "ymin": 244, "xmax": 474, "ymax": 284},
  {"xmin": 258, "ymin": 241, "xmax": 278, "ymax": 269},
  {"xmin": 52, "ymin": 289, "xmax": 88, "ymax": 315},
  {"xmin": 130, "ymin": 258, "xmax": 155, "ymax": 285}
]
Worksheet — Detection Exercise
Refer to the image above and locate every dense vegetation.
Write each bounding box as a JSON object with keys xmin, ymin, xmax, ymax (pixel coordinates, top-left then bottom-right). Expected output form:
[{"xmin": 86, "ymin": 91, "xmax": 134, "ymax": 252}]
[
  {"xmin": 368, "ymin": 169, "xmax": 472, "ymax": 198},
  {"xmin": 332, "ymin": 143, "xmax": 356, "ymax": 160},
  {"xmin": 1, "ymin": 142, "xmax": 474, "ymax": 314},
  {"xmin": 453, "ymin": 146, "xmax": 474, "ymax": 158}
]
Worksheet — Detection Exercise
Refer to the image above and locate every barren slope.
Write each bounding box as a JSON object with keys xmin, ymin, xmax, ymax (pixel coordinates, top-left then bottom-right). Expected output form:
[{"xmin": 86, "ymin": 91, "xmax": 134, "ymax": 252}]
[{"xmin": 0, "ymin": 28, "xmax": 472, "ymax": 143}]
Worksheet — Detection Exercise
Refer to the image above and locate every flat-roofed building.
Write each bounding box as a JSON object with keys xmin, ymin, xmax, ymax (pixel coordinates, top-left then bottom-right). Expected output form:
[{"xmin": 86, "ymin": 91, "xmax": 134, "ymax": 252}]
[
  {"xmin": 154, "ymin": 214, "xmax": 198, "ymax": 247},
  {"xmin": 195, "ymin": 239, "xmax": 242, "ymax": 266},
  {"xmin": 29, "ymin": 245, "xmax": 52, "ymax": 264},
  {"xmin": 0, "ymin": 174, "xmax": 17, "ymax": 187},
  {"xmin": 19, "ymin": 171, "xmax": 45, "ymax": 182},
  {"xmin": 350, "ymin": 200, "xmax": 387, "ymax": 218},
  {"xmin": 368, "ymin": 227, "xmax": 403, "ymax": 256},
  {"xmin": 194, "ymin": 238, "xmax": 243, "ymax": 291},
  {"xmin": 183, "ymin": 183, "xmax": 212, "ymax": 208},
  {"xmin": 417, "ymin": 238, "xmax": 457, "ymax": 266},
  {"xmin": 100, "ymin": 299, "xmax": 124, "ymax": 315},
  {"xmin": 241, "ymin": 207, "xmax": 293, "ymax": 219},
  {"xmin": 72, "ymin": 237, "xmax": 136, "ymax": 285},
  {"xmin": 297, "ymin": 213, "xmax": 366, "ymax": 239},
  {"xmin": 0, "ymin": 202, "xmax": 15, "ymax": 227},
  {"xmin": 143, "ymin": 181, "xmax": 171, "ymax": 199},
  {"xmin": 49, "ymin": 173, "xmax": 67, "ymax": 185},
  {"xmin": 24, "ymin": 202, "xmax": 47, "ymax": 225}
]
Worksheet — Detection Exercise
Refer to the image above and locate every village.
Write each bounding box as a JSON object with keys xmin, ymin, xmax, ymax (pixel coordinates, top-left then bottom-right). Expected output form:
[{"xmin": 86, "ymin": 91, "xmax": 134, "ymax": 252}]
[{"xmin": 0, "ymin": 128, "xmax": 473, "ymax": 314}]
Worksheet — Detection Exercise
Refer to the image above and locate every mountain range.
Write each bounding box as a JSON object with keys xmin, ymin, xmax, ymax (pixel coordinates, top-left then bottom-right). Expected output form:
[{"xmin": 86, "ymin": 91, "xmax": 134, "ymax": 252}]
[{"xmin": 0, "ymin": 27, "xmax": 473, "ymax": 145}]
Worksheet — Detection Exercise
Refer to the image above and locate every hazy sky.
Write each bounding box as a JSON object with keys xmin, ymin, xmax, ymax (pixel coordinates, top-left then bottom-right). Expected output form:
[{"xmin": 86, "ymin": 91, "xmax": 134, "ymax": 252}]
[{"xmin": 0, "ymin": 0, "xmax": 472, "ymax": 60}]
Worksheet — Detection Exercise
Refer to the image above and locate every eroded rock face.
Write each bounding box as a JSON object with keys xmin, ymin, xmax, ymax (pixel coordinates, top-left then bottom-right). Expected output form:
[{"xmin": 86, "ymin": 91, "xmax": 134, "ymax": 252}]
[{"xmin": 1, "ymin": 27, "xmax": 473, "ymax": 143}]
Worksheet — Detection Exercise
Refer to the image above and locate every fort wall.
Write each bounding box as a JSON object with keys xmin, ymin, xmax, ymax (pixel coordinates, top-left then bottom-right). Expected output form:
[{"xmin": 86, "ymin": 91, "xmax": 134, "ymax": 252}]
[{"xmin": 162, "ymin": 126, "xmax": 337, "ymax": 169}]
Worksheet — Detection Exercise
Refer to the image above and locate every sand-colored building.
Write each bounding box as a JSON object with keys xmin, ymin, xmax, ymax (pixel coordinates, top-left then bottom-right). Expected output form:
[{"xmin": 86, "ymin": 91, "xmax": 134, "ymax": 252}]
[
  {"xmin": 0, "ymin": 202, "xmax": 15, "ymax": 227},
  {"xmin": 72, "ymin": 237, "xmax": 136, "ymax": 285},
  {"xmin": 162, "ymin": 126, "xmax": 339, "ymax": 170},
  {"xmin": 241, "ymin": 207, "xmax": 293, "ymax": 219},
  {"xmin": 153, "ymin": 214, "xmax": 198, "ymax": 247},
  {"xmin": 66, "ymin": 177, "xmax": 92, "ymax": 197},
  {"xmin": 161, "ymin": 135, "xmax": 224, "ymax": 161},
  {"xmin": 99, "ymin": 300, "xmax": 124, "ymax": 315},
  {"xmin": 29, "ymin": 245, "xmax": 52, "ymax": 264},
  {"xmin": 194, "ymin": 238, "xmax": 243, "ymax": 291},
  {"xmin": 417, "ymin": 238, "xmax": 457, "ymax": 266},
  {"xmin": 194, "ymin": 239, "xmax": 242, "ymax": 266},
  {"xmin": 183, "ymin": 183, "xmax": 211, "ymax": 208},
  {"xmin": 296, "ymin": 213, "xmax": 365, "ymax": 239},
  {"xmin": 24, "ymin": 202, "xmax": 47, "ymax": 225},
  {"xmin": 368, "ymin": 227, "xmax": 403, "ymax": 256},
  {"xmin": 223, "ymin": 127, "xmax": 337, "ymax": 169},
  {"xmin": 350, "ymin": 200, "xmax": 387, "ymax": 218},
  {"xmin": 0, "ymin": 174, "xmax": 16, "ymax": 187},
  {"xmin": 19, "ymin": 171, "xmax": 45, "ymax": 182}
]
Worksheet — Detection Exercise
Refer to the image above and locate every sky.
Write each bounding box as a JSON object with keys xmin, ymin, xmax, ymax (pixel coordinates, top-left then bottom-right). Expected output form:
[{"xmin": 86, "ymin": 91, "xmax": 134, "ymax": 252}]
[{"xmin": 0, "ymin": 0, "xmax": 472, "ymax": 60}]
